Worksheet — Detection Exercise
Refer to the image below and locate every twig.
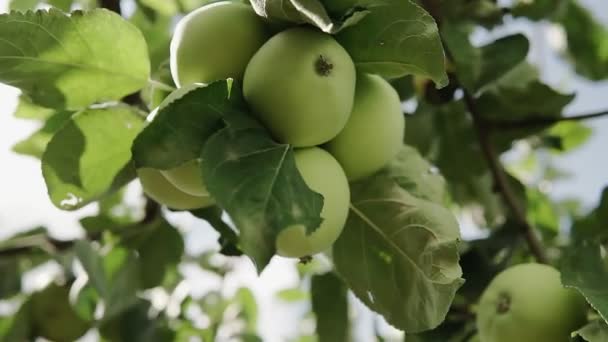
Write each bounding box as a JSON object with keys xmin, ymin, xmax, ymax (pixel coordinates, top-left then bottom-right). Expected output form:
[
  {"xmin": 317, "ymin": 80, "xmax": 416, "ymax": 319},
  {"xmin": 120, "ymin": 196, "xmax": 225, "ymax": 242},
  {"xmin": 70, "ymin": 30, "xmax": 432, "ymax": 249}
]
[
  {"xmin": 429, "ymin": 1, "xmax": 549, "ymax": 263},
  {"xmin": 489, "ymin": 109, "xmax": 608, "ymax": 130},
  {"xmin": 463, "ymin": 91, "xmax": 549, "ymax": 264}
]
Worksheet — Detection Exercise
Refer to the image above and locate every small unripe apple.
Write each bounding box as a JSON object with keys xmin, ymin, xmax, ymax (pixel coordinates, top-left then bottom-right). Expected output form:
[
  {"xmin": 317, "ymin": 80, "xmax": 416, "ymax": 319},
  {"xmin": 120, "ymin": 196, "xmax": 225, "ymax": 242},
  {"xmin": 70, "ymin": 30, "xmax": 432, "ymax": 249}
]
[
  {"xmin": 276, "ymin": 148, "xmax": 350, "ymax": 258},
  {"xmin": 325, "ymin": 73, "xmax": 404, "ymax": 181},
  {"xmin": 137, "ymin": 168, "xmax": 214, "ymax": 210},
  {"xmin": 243, "ymin": 27, "xmax": 356, "ymax": 147},
  {"xmin": 170, "ymin": 1, "xmax": 270, "ymax": 87},
  {"xmin": 161, "ymin": 159, "xmax": 209, "ymax": 196},
  {"xmin": 477, "ymin": 263, "xmax": 587, "ymax": 342}
]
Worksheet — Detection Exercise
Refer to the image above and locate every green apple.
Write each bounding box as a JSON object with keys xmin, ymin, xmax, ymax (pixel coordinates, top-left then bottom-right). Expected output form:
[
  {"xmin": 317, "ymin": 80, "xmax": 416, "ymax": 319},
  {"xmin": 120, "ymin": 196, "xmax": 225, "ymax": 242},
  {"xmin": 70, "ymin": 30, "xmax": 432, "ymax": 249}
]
[
  {"xmin": 29, "ymin": 284, "xmax": 89, "ymax": 342},
  {"xmin": 477, "ymin": 263, "xmax": 587, "ymax": 342},
  {"xmin": 161, "ymin": 159, "xmax": 209, "ymax": 196},
  {"xmin": 137, "ymin": 168, "xmax": 214, "ymax": 210},
  {"xmin": 276, "ymin": 147, "xmax": 350, "ymax": 258},
  {"xmin": 243, "ymin": 27, "xmax": 356, "ymax": 147},
  {"xmin": 170, "ymin": 1, "xmax": 270, "ymax": 87},
  {"xmin": 325, "ymin": 73, "xmax": 404, "ymax": 181}
]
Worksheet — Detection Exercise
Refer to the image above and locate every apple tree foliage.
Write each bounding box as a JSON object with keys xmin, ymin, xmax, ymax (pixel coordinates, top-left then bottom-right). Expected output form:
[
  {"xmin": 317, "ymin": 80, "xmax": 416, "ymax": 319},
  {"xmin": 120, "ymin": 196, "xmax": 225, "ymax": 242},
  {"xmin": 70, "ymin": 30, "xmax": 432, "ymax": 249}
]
[{"xmin": 0, "ymin": 0, "xmax": 607, "ymax": 340}]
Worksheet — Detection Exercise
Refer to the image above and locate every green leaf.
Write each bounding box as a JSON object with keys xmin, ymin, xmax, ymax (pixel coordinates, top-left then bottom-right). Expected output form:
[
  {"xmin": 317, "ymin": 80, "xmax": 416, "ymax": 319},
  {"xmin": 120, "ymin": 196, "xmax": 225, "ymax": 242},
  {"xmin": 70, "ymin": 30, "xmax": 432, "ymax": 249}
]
[
  {"xmin": 27, "ymin": 283, "xmax": 91, "ymax": 341},
  {"xmin": 404, "ymin": 101, "xmax": 526, "ymax": 226},
  {"xmin": 0, "ymin": 301, "xmax": 31, "ymax": 342},
  {"xmin": 572, "ymin": 187, "xmax": 608, "ymax": 242},
  {"xmin": 311, "ymin": 273, "xmax": 349, "ymax": 342},
  {"xmin": 387, "ymin": 145, "xmax": 448, "ymax": 204},
  {"xmin": 12, "ymin": 95, "xmax": 55, "ymax": 120},
  {"xmin": 190, "ymin": 206, "xmax": 242, "ymax": 256},
  {"xmin": 123, "ymin": 219, "xmax": 184, "ymax": 289},
  {"xmin": 526, "ymin": 189, "xmax": 559, "ymax": 233},
  {"xmin": 42, "ymin": 106, "xmax": 144, "ymax": 210},
  {"xmin": 79, "ymin": 215, "xmax": 118, "ymax": 233},
  {"xmin": 73, "ymin": 285, "xmax": 98, "ymax": 322},
  {"xmin": 12, "ymin": 110, "xmax": 72, "ymax": 158},
  {"xmin": 561, "ymin": 240, "xmax": 608, "ymax": 323},
  {"xmin": 407, "ymin": 321, "xmax": 476, "ymax": 342},
  {"xmin": 333, "ymin": 168, "xmax": 463, "ymax": 332},
  {"xmin": 138, "ymin": 0, "xmax": 180, "ymax": 16},
  {"xmin": 178, "ymin": 0, "xmax": 217, "ymax": 12},
  {"xmin": 234, "ymin": 287, "xmax": 258, "ymax": 332},
  {"xmin": 492, "ymin": 61, "xmax": 540, "ymax": 88},
  {"xmin": 0, "ymin": 230, "xmax": 53, "ymax": 293},
  {"xmin": 238, "ymin": 334, "xmax": 264, "ymax": 342},
  {"xmin": 132, "ymin": 82, "xmax": 236, "ymax": 170},
  {"xmin": 249, "ymin": 0, "xmax": 368, "ymax": 34},
  {"xmin": 276, "ymin": 288, "xmax": 310, "ymax": 302},
  {"xmin": 477, "ymin": 81, "xmax": 575, "ymax": 122},
  {"xmin": 198, "ymin": 292, "xmax": 230, "ymax": 332},
  {"xmin": 141, "ymin": 60, "xmax": 174, "ymax": 110},
  {"xmin": 442, "ymin": 23, "xmax": 529, "ymax": 92},
  {"xmin": 458, "ymin": 224, "xmax": 521, "ymax": 302},
  {"xmin": 0, "ymin": 259, "xmax": 21, "ymax": 299},
  {"xmin": 336, "ymin": 0, "xmax": 448, "ymax": 86},
  {"xmin": 390, "ymin": 75, "xmax": 415, "ymax": 101},
  {"xmin": 0, "ymin": 9, "xmax": 150, "ymax": 109},
  {"xmin": 201, "ymin": 110, "xmax": 324, "ymax": 272},
  {"xmin": 544, "ymin": 121, "xmax": 593, "ymax": 153},
  {"xmin": 75, "ymin": 241, "xmax": 140, "ymax": 320},
  {"xmin": 129, "ymin": 8, "xmax": 172, "ymax": 71},
  {"xmin": 437, "ymin": 0, "xmax": 503, "ymax": 28},
  {"xmin": 559, "ymin": 0, "xmax": 608, "ymax": 80},
  {"xmin": 406, "ymin": 101, "xmax": 487, "ymax": 180},
  {"xmin": 97, "ymin": 188, "xmax": 140, "ymax": 224},
  {"xmin": 573, "ymin": 320, "xmax": 608, "ymax": 342},
  {"xmin": 99, "ymin": 299, "xmax": 175, "ymax": 342},
  {"xmin": 9, "ymin": 0, "xmax": 39, "ymax": 11}
]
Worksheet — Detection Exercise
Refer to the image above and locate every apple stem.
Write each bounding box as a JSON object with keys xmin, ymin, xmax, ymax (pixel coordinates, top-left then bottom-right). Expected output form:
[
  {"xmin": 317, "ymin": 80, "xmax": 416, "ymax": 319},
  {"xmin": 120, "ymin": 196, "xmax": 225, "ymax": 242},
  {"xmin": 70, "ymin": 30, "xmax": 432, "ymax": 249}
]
[
  {"xmin": 315, "ymin": 55, "xmax": 333, "ymax": 77},
  {"xmin": 299, "ymin": 255, "xmax": 313, "ymax": 264}
]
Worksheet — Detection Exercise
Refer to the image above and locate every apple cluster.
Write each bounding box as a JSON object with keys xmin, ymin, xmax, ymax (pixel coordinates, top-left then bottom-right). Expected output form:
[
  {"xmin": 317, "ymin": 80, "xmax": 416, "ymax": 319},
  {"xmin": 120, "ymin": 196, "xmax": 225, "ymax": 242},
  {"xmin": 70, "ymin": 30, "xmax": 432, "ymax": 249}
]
[{"xmin": 137, "ymin": 1, "xmax": 404, "ymax": 258}]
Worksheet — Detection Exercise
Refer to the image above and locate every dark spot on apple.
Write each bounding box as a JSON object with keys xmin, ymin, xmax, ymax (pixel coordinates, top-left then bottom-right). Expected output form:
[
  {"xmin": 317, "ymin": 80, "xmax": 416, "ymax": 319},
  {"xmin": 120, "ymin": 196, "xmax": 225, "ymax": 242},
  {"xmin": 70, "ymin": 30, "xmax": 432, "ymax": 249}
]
[
  {"xmin": 497, "ymin": 292, "xmax": 511, "ymax": 314},
  {"xmin": 315, "ymin": 55, "xmax": 333, "ymax": 77}
]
